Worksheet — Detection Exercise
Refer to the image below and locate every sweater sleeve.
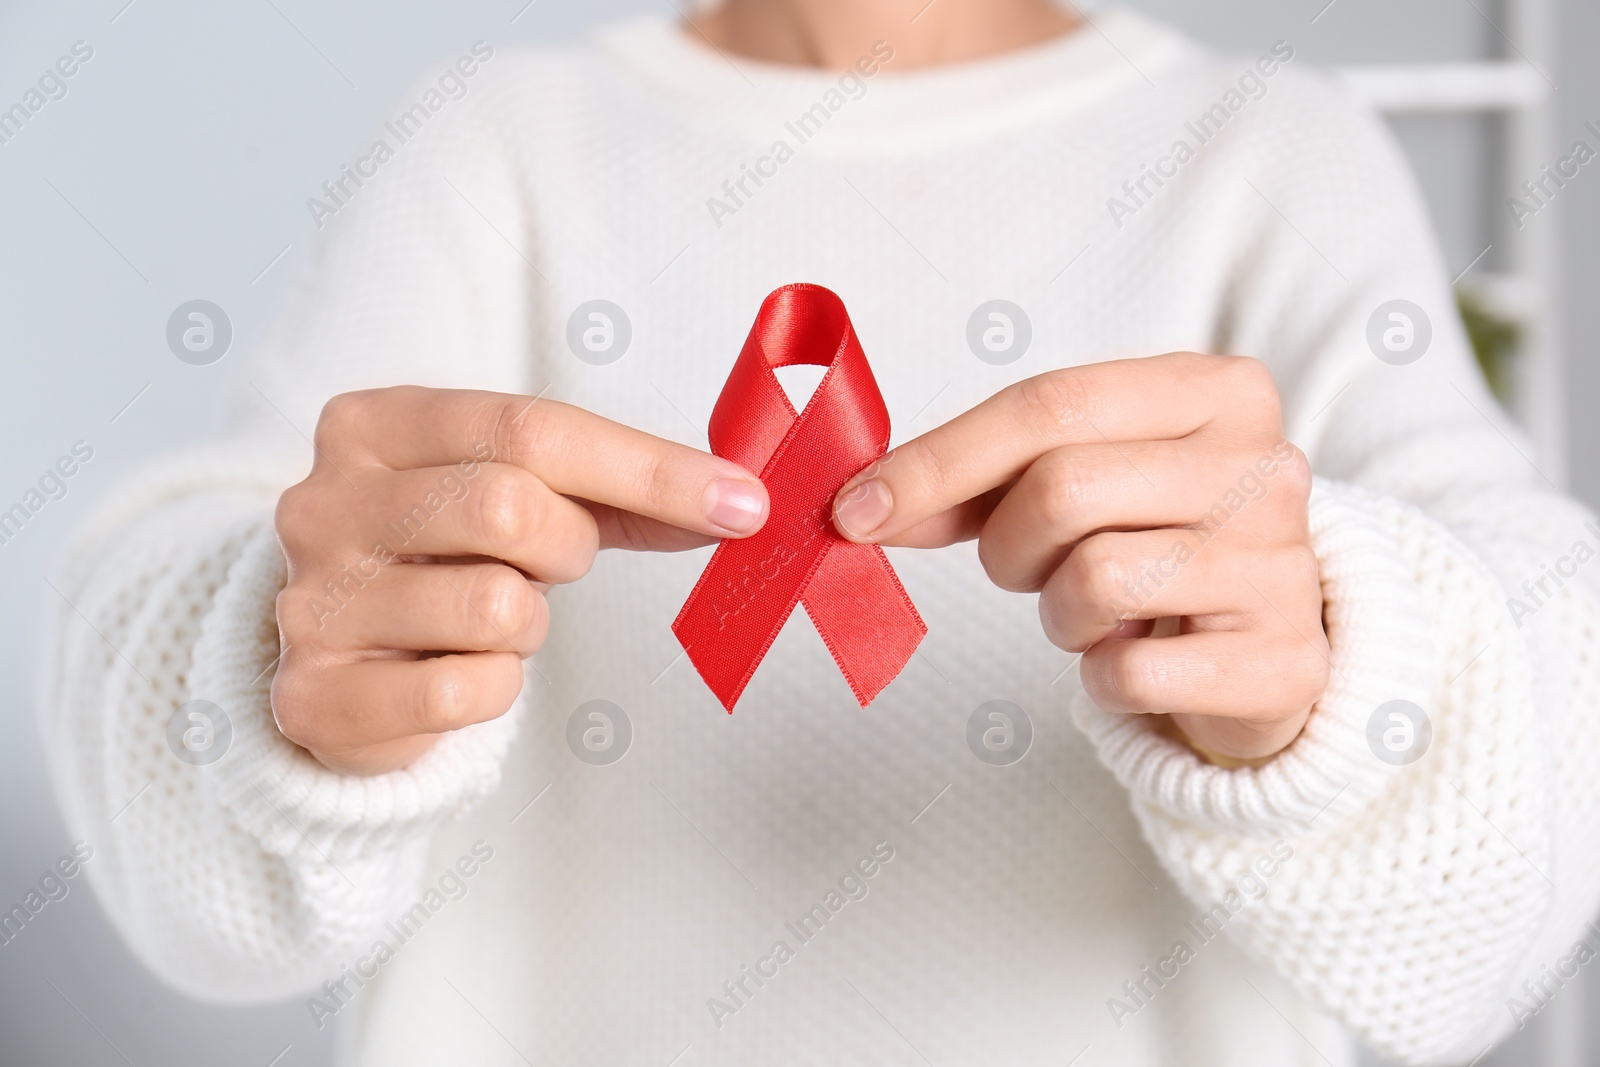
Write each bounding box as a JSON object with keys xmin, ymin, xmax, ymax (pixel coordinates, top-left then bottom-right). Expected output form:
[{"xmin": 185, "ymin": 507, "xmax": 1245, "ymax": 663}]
[
  {"xmin": 1068, "ymin": 70, "xmax": 1600, "ymax": 1064},
  {"xmin": 39, "ymin": 54, "xmax": 545, "ymax": 1000}
]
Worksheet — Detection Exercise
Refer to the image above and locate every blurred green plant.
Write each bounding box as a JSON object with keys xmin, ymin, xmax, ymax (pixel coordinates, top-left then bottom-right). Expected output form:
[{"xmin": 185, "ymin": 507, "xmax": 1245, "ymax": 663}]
[{"xmin": 1457, "ymin": 289, "xmax": 1519, "ymax": 402}]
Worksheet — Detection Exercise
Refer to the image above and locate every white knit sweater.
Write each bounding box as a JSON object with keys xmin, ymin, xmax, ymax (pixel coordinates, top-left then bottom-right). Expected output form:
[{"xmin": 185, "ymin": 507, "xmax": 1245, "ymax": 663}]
[{"xmin": 42, "ymin": 9, "xmax": 1600, "ymax": 1066}]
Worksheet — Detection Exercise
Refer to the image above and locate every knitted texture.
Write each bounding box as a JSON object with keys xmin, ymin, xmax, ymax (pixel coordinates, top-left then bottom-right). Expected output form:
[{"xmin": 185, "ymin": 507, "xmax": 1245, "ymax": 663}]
[{"xmin": 40, "ymin": 9, "xmax": 1600, "ymax": 1065}]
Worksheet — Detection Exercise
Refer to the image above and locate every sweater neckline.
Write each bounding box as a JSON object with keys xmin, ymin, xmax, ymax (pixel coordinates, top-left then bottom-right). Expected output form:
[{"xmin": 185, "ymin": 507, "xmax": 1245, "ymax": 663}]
[{"xmin": 592, "ymin": 7, "xmax": 1189, "ymax": 152}]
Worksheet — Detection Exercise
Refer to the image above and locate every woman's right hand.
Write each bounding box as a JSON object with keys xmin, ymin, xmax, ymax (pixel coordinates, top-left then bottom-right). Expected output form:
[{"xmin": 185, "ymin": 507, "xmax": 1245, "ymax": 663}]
[{"xmin": 271, "ymin": 386, "xmax": 769, "ymax": 775}]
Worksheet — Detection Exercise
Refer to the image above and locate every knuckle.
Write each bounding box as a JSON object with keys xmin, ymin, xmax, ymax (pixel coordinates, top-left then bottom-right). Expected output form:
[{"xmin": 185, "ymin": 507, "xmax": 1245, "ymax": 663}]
[
  {"xmin": 479, "ymin": 654, "xmax": 528, "ymax": 716},
  {"xmin": 490, "ymin": 397, "xmax": 525, "ymax": 462},
  {"xmin": 1037, "ymin": 587, "xmax": 1088, "ymax": 653},
  {"xmin": 1275, "ymin": 444, "xmax": 1314, "ymax": 503},
  {"xmin": 1036, "ymin": 586, "xmax": 1069, "ymax": 648},
  {"xmin": 273, "ymin": 481, "xmax": 320, "ymax": 552},
  {"xmin": 495, "ymin": 396, "xmax": 566, "ymax": 468},
  {"xmin": 562, "ymin": 531, "xmax": 600, "ymax": 583},
  {"xmin": 899, "ymin": 436, "xmax": 958, "ymax": 496},
  {"xmin": 1224, "ymin": 356, "xmax": 1282, "ymax": 427},
  {"xmin": 1082, "ymin": 646, "xmax": 1156, "ymax": 714},
  {"xmin": 547, "ymin": 532, "xmax": 599, "ymax": 586},
  {"xmin": 1284, "ymin": 639, "xmax": 1332, "ymax": 705},
  {"xmin": 274, "ymin": 583, "xmax": 323, "ymax": 645},
  {"xmin": 268, "ymin": 657, "xmax": 321, "ymax": 747},
  {"xmin": 521, "ymin": 591, "xmax": 552, "ymax": 655},
  {"xmin": 469, "ymin": 565, "xmax": 535, "ymax": 638},
  {"xmin": 644, "ymin": 456, "xmax": 681, "ymax": 518},
  {"xmin": 1017, "ymin": 370, "xmax": 1090, "ymax": 437},
  {"xmin": 313, "ymin": 389, "xmax": 381, "ymax": 454},
  {"xmin": 473, "ymin": 465, "xmax": 539, "ymax": 547},
  {"xmin": 1033, "ymin": 450, "xmax": 1097, "ymax": 528},
  {"xmin": 1276, "ymin": 542, "xmax": 1321, "ymax": 595},
  {"xmin": 1106, "ymin": 647, "xmax": 1171, "ymax": 713},
  {"xmin": 1219, "ymin": 352, "xmax": 1265, "ymax": 382},
  {"xmin": 976, "ymin": 533, "xmax": 1020, "ymax": 592},
  {"xmin": 416, "ymin": 660, "xmax": 472, "ymax": 733},
  {"xmin": 623, "ymin": 453, "xmax": 673, "ymax": 523},
  {"xmin": 1066, "ymin": 535, "xmax": 1132, "ymax": 612},
  {"xmin": 1162, "ymin": 350, "xmax": 1218, "ymax": 389}
]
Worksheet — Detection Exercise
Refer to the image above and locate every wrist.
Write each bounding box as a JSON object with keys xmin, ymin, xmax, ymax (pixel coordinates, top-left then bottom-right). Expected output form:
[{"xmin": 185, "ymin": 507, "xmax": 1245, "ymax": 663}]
[{"xmin": 1164, "ymin": 710, "xmax": 1309, "ymax": 768}]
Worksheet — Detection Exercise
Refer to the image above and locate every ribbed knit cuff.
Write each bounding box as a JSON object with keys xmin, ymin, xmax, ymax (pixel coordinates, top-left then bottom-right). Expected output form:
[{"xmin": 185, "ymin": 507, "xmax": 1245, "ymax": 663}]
[
  {"xmin": 190, "ymin": 523, "xmax": 522, "ymax": 863},
  {"xmin": 1070, "ymin": 478, "xmax": 1439, "ymax": 838}
]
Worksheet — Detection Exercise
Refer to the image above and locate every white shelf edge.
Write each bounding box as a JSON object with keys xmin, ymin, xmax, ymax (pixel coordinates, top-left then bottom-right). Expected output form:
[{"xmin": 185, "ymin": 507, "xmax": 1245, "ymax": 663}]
[{"xmin": 1334, "ymin": 62, "xmax": 1549, "ymax": 113}]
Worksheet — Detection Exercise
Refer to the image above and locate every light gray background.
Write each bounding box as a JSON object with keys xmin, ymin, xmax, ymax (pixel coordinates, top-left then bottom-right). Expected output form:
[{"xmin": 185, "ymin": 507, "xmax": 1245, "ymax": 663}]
[{"xmin": 0, "ymin": 1, "xmax": 1592, "ymax": 1064}]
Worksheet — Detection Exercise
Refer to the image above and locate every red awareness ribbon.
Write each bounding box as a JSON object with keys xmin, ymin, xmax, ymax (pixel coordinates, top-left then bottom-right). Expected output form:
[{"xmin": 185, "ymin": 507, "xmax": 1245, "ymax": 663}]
[{"xmin": 673, "ymin": 284, "xmax": 926, "ymax": 711}]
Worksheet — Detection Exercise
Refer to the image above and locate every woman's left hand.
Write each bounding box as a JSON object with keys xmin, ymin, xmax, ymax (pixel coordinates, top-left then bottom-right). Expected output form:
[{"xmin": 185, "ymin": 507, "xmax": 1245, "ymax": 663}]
[{"xmin": 830, "ymin": 352, "xmax": 1328, "ymax": 763}]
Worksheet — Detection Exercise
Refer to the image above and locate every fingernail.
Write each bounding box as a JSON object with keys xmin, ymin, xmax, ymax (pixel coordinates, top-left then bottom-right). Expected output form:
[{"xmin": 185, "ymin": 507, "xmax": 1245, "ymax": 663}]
[
  {"xmin": 705, "ymin": 478, "xmax": 765, "ymax": 535},
  {"xmin": 834, "ymin": 479, "xmax": 892, "ymax": 540}
]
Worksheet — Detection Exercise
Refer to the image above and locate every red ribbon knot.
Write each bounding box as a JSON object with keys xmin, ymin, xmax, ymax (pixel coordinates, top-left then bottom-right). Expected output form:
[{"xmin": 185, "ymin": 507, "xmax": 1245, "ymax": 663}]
[{"xmin": 673, "ymin": 284, "xmax": 927, "ymax": 711}]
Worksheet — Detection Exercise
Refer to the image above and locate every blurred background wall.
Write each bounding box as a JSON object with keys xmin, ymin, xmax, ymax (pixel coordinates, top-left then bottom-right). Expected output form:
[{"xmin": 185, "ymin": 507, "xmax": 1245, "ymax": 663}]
[{"xmin": 0, "ymin": 1, "xmax": 1592, "ymax": 1063}]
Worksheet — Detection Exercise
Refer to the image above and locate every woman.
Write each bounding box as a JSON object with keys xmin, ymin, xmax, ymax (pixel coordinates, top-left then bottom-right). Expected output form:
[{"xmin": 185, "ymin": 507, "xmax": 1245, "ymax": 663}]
[{"xmin": 46, "ymin": 1, "xmax": 1600, "ymax": 1064}]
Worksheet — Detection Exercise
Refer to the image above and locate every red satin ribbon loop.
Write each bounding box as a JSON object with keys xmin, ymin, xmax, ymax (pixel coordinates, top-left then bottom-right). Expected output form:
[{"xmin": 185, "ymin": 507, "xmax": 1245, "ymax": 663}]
[{"xmin": 674, "ymin": 284, "xmax": 926, "ymax": 711}]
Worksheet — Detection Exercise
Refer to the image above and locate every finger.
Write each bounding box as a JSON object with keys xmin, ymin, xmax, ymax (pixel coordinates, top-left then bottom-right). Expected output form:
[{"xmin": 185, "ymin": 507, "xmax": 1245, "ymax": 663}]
[
  {"xmin": 297, "ymin": 463, "xmax": 600, "ymax": 583},
  {"xmin": 273, "ymin": 649, "xmax": 525, "ymax": 752},
  {"xmin": 1080, "ymin": 629, "xmax": 1329, "ymax": 722},
  {"xmin": 976, "ymin": 440, "xmax": 1299, "ymax": 590},
  {"xmin": 831, "ymin": 354, "xmax": 1280, "ymax": 544},
  {"xmin": 1037, "ymin": 530, "xmax": 1237, "ymax": 652},
  {"xmin": 315, "ymin": 387, "xmax": 769, "ymax": 539},
  {"xmin": 585, "ymin": 502, "xmax": 722, "ymax": 553},
  {"xmin": 879, "ymin": 484, "xmax": 1011, "ymax": 549},
  {"xmin": 305, "ymin": 563, "xmax": 548, "ymax": 656}
]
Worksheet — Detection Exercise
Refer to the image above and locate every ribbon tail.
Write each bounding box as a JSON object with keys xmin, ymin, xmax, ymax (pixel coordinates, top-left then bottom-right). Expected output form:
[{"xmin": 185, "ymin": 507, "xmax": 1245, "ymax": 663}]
[
  {"xmin": 672, "ymin": 538, "xmax": 819, "ymax": 712},
  {"xmin": 801, "ymin": 544, "xmax": 927, "ymax": 707}
]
